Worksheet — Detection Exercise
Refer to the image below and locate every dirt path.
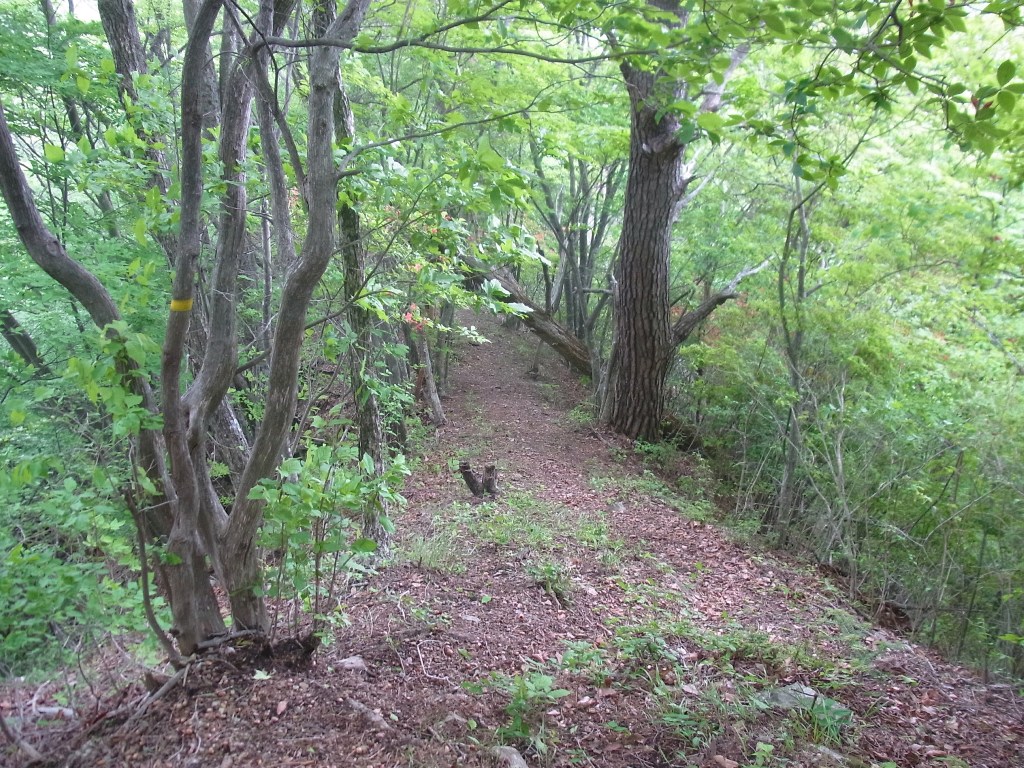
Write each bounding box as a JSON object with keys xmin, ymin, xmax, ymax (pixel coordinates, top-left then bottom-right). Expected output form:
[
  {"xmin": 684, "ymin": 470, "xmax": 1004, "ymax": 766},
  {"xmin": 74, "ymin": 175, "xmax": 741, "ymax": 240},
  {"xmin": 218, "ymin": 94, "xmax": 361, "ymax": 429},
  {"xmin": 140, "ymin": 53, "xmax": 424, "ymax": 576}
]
[{"xmin": 8, "ymin": 313, "xmax": 1023, "ymax": 768}]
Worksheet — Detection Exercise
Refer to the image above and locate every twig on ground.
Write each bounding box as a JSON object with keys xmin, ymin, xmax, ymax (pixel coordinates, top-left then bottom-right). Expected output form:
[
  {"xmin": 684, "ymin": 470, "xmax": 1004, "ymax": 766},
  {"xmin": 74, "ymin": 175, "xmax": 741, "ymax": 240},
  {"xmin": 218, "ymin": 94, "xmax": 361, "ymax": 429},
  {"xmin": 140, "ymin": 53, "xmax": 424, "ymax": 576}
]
[
  {"xmin": 416, "ymin": 641, "xmax": 452, "ymax": 684},
  {"xmin": 1, "ymin": 712, "xmax": 44, "ymax": 763},
  {"xmin": 195, "ymin": 629, "xmax": 264, "ymax": 650},
  {"xmin": 123, "ymin": 655, "xmax": 196, "ymax": 728}
]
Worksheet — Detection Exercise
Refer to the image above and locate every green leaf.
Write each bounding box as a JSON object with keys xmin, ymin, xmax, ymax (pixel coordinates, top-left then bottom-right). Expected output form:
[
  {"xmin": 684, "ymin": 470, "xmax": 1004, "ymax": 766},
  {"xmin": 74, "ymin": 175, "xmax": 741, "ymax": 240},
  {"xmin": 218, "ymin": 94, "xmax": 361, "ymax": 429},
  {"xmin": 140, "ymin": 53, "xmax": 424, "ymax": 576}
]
[
  {"xmin": 997, "ymin": 60, "xmax": 1016, "ymax": 87},
  {"xmin": 351, "ymin": 538, "xmax": 378, "ymax": 554},
  {"xmin": 696, "ymin": 112, "xmax": 724, "ymax": 132},
  {"xmin": 997, "ymin": 89, "xmax": 1016, "ymax": 112},
  {"xmin": 360, "ymin": 452, "xmax": 376, "ymax": 475},
  {"xmin": 76, "ymin": 74, "xmax": 90, "ymax": 95},
  {"xmin": 10, "ymin": 409, "xmax": 26, "ymax": 426},
  {"xmin": 132, "ymin": 218, "xmax": 147, "ymax": 245},
  {"xmin": 476, "ymin": 136, "xmax": 505, "ymax": 172},
  {"xmin": 278, "ymin": 458, "xmax": 303, "ymax": 476},
  {"xmin": 763, "ymin": 15, "xmax": 786, "ymax": 35},
  {"xmin": 677, "ymin": 120, "xmax": 697, "ymax": 143},
  {"xmin": 43, "ymin": 144, "xmax": 65, "ymax": 163}
]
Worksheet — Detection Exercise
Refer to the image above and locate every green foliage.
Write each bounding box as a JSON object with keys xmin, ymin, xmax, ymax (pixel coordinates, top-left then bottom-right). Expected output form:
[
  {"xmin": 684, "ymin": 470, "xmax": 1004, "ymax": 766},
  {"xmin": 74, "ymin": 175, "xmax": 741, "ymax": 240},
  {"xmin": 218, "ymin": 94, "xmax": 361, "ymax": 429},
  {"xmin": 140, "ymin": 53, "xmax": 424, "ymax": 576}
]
[
  {"xmin": 468, "ymin": 671, "xmax": 570, "ymax": 756},
  {"xmin": 0, "ymin": 421, "xmax": 151, "ymax": 674},
  {"xmin": 672, "ymin": 123, "xmax": 1024, "ymax": 674},
  {"xmin": 526, "ymin": 558, "xmax": 573, "ymax": 604},
  {"xmin": 0, "ymin": 322, "xmax": 166, "ymax": 674},
  {"xmin": 249, "ymin": 442, "xmax": 409, "ymax": 633},
  {"xmin": 2, "ymin": 0, "xmax": 1023, "ymax": 688}
]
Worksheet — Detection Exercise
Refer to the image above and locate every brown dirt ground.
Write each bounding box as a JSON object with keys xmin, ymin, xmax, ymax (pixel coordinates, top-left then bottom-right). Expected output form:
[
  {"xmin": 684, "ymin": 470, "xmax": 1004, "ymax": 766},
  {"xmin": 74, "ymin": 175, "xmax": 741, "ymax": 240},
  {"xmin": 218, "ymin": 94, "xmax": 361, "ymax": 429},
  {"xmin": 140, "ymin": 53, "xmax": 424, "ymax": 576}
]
[{"xmin": 3, "ymin": 312, "xmax": 1023, "ymax": 768}]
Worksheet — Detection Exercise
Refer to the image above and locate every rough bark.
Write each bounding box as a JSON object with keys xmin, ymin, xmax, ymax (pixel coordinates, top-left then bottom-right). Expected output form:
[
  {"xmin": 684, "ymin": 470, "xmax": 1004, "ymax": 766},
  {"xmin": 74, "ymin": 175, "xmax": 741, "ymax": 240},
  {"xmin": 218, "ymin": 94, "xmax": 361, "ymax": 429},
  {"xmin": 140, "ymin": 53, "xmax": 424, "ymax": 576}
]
[
  {"xmin": 96, "ymin": 0, "xmax": 147, "ymax": 103},
  {"xmin": 602, "ymin": 54, "xmax": 686, "ymax": 440},
  {"xmin": 602, "ymin": 4, "xmax": 749, "ymax": 441},
  {"xmin": 482, "ymin": 464, "xmax": 499, "ymax": 496},
  {"xmin": 459, "ymin": 461, "xmax": 498, "ymax": 497},
  {"xmin": 459, "ymin": 461, "xmax": 484, "ymax": 497}
]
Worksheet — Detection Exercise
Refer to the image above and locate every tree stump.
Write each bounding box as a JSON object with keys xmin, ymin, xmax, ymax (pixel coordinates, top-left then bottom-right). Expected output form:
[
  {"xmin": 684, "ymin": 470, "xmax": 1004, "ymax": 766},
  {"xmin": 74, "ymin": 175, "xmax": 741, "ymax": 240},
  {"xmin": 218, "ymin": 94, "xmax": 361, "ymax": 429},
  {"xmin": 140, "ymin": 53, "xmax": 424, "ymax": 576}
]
[
  {"xmin": 483, "ymin": 464, "xmax": 499, "ymax": 495},
  {"xmin": 459, "ymin": 460, "xmax": 498, "ymax": 497}
]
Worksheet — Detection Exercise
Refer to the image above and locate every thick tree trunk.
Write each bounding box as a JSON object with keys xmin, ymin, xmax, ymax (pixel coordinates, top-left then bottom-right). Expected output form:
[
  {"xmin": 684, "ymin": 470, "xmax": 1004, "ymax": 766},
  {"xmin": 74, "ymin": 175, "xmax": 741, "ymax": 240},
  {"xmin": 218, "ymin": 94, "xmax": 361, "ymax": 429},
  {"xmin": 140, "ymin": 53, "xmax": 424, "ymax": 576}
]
[
  {"xmin": 160, "ymin": 0, "xmax": 231, "ymax": 654},
  {"xmin": 601, "ymin": 7, "xmax": 749, "ymax": 441},
  {"xmin": 602, "ymin": 58, "xmax": 688, "ymax": 441},
  {"xmin": 96, "ymin": 0, "xmax": 147, "ymax": 103}
]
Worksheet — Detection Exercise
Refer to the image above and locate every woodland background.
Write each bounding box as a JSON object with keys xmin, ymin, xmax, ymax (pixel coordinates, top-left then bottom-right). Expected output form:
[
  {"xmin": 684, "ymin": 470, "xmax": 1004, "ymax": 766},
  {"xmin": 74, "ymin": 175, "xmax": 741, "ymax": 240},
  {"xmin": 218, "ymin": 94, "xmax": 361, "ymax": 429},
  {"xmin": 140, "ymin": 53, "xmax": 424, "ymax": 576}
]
[{"xmin": 0, "ymin": 0, "xmax": 1022, "ymax": 687}]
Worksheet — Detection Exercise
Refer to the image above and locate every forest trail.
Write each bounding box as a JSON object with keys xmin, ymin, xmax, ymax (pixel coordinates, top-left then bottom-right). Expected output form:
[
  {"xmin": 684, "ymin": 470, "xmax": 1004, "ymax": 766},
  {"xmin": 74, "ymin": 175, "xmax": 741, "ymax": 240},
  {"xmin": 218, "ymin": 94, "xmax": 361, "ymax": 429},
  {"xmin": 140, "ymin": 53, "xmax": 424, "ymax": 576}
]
[{"xmin": 10, "ymin": 313, "xmax": 1024, "ymax": 768}]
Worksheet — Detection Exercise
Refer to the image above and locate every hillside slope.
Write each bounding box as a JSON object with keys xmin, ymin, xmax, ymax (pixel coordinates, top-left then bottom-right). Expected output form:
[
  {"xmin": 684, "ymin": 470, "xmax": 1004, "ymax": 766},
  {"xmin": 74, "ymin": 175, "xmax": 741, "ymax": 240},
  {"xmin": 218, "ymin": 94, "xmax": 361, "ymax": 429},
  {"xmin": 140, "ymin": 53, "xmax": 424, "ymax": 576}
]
[{"xmin": 6, "ymin": 313, "xmax": 1023, "ymax": 768}]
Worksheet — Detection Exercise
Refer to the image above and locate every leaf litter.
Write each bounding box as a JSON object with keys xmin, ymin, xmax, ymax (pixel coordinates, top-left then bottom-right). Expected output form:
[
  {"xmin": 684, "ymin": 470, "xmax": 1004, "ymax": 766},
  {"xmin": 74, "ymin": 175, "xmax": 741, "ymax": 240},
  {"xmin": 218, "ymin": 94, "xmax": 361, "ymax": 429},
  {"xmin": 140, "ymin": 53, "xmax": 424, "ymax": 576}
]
[{"xmin": 2, "ymin": 313, "xmax": 1022, "ymax": 767}]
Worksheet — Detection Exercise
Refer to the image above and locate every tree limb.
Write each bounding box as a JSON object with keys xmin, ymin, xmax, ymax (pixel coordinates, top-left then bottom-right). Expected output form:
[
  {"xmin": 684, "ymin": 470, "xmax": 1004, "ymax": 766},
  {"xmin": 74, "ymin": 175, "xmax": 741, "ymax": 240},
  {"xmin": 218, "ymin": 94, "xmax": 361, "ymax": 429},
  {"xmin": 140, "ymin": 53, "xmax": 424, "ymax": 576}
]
[
  {"xmin": 671, "ymin": 258, "xmax": 771, "ymax": 344},
  {"xmin": 462, "ymin": 254, "xmax": 593, "ymax": 377}
]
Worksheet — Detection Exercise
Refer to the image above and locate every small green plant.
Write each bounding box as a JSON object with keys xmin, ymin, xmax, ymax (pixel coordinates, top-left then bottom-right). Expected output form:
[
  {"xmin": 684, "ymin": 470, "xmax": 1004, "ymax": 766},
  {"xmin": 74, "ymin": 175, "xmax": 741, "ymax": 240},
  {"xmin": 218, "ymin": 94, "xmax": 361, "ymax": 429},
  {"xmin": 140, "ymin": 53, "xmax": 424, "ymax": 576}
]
[
  {"xmin": 566, "ymin": 402, "xmax": 596, "ymax": 426},
  {"xmin": 526, "ymin": 559, "xmax": 573, "ymax": 604},
  {"xmin": 471, "ymin": 671, "xmax": 570, "ymax": 756},
  {"xmin": 612, "ymin": 624, "xmax": 675, "ymax": 664},
  {"xmin": 788, "ymin": 696, "xmax": 853, "ymax": 747},
  {"xmin": 558, "ymin": 640, "xmax": 611, "ymax": 684},
  {"xmin": 249, "ymin": 442, "xmax": 408, "ymax": 637},
  {"xmin": 660, "ymin": 702, "xmax": 722, "ymax": 751},
  {"xmin": 744, "ymin": 741, "xmax": 776, "ymax": 767},
  {"xmin": 634, "ymin": 438, "xmax": 679, "ymax": 470}
]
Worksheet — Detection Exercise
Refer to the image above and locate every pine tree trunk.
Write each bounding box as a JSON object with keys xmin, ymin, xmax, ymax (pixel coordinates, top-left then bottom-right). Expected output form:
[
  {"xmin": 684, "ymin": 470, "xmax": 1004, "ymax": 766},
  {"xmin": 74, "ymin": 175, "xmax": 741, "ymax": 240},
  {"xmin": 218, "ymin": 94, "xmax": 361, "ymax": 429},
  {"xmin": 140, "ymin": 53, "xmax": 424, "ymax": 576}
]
[{"xmin": 602, "ymin": 59, "xmax": 687, "ymax": 441}]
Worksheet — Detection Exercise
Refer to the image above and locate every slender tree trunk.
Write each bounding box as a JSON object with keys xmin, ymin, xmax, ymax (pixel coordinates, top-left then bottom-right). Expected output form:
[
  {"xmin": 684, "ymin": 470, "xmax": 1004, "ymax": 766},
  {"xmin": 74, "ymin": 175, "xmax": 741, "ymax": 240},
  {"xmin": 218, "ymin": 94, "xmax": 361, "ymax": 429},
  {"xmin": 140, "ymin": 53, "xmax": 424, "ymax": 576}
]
[
  {"xmin": 0, "ymin": 309, "xmax": 52, "ymax": 375},
  {"xmin": 182, "ymin": 0, "xmax": 222, "ymax": 135},
  {"xmin": 415, "ymin": 329, "xmax": 446, "ymax": 426},
  {"xmin": 221, "ymin": 0, "xmax": 372, "ymax": 628}
]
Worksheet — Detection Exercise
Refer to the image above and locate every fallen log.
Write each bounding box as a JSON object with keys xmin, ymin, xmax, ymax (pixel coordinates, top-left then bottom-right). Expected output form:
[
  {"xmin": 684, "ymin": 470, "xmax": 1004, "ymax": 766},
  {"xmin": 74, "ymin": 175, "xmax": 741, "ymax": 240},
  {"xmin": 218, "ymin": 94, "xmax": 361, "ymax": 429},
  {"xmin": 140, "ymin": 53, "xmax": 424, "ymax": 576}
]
[{"xmin": 462, "ymin": 255, "xmax": 592, "ymax": 378}]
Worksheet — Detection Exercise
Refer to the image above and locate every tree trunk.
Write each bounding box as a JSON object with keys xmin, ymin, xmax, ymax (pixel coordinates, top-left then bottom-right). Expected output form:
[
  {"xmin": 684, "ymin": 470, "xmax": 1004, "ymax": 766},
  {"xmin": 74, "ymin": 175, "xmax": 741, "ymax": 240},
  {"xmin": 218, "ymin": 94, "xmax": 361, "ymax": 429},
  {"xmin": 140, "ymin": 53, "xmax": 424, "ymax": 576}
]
[
  {"xmin": 96, "ymin": 0, "xmax": 147, "ymax": 103},
  {"xmin": 602, "ymin": 57, "xmax": 688, "ymax": 440},
  {"xmin": 601, "ymin": 7, "xmax": 749, "ymax": 441},
  {"xmin": 221, "ymin": 0, "xmax": 370, "ymax": 632},
  {"xmin": 414, "ymin": 328, "xmax": 446, "ymax": 426},
  {"xmin": 462, "ymin": 254, "xmax": 593, "ymax": 376},
  {"xmin": 1, "ymin": 309, "xmax": 52, "ymax": 375}
]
